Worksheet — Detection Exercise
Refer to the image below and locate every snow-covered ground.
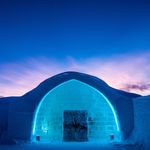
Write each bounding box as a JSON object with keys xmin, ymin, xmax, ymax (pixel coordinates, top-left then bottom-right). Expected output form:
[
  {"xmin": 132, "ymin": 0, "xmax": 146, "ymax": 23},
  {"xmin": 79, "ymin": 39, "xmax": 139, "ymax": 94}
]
[{"xmin": 0, "ymin": 143, "xmax": 141, "ymax": 150}]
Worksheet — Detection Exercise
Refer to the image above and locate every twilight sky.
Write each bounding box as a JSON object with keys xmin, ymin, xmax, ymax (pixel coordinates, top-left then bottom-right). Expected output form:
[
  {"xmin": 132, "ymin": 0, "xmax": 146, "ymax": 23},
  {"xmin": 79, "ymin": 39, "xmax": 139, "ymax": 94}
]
[{"xmin": 0, "ymin": 0, "xmax": 150, "ymax": 96}]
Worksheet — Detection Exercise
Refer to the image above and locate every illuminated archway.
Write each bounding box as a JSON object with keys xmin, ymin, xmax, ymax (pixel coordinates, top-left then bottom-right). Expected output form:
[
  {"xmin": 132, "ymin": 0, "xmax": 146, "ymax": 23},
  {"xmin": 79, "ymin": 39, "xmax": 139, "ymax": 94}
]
[{"xmin": 32, "ymin": 79, "xmax": 121, "ymax": 142}]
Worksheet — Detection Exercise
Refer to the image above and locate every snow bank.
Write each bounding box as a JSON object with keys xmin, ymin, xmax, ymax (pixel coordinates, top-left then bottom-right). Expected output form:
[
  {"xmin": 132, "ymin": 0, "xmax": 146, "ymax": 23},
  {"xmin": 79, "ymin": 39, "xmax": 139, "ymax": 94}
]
[
  {"xmin": 0, "ymin": 142, "xmax": 137, "ymax": 150},
  {"xmin": 129, "ymin": 96, "xmax": 150, "ymax": 149}
]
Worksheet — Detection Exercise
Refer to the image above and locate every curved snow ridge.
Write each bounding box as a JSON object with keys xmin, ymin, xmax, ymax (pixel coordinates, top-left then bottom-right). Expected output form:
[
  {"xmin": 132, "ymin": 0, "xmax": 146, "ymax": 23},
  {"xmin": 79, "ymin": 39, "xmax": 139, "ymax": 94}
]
[
  {"xmin": 0, "ymin": 71, "xmax": 141, "ymax": 100},
  {"xmin": 22, "ymin": 71, "xmax": 140, "ymax": 99}
]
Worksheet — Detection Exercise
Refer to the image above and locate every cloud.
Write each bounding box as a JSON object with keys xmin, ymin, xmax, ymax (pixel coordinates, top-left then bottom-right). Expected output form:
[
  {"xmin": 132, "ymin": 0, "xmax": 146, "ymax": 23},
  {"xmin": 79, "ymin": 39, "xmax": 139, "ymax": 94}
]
[
  {"xmin": 0, "ymin": 52, "xmax": 150, "ymax": 96},
  {"xmin": 121, "ymin": 83, "xmax": 150, "ymax": 92}
]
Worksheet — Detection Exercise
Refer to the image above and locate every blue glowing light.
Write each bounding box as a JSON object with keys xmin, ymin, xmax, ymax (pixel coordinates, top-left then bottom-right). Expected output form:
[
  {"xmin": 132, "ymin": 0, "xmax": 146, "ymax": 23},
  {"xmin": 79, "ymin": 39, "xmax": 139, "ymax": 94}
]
[{"xmin": 32, "ymin": 79, "xmax": 121, "ymax": 141}]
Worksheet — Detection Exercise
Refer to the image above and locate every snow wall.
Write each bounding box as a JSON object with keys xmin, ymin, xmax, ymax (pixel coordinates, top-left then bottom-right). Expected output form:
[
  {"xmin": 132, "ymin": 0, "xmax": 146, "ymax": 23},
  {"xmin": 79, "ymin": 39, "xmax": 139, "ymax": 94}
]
[{"xmin": 128, "ymin": 96, "xmax": 150, "ymax": 149}]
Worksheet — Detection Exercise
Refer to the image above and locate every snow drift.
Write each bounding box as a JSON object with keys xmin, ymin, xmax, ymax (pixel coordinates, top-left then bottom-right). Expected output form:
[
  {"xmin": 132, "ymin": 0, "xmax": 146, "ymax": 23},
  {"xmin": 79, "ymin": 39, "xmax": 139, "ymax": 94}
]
[{"xmin": 128, "ymin": 95, "xmax": 150, "ymax": 149}]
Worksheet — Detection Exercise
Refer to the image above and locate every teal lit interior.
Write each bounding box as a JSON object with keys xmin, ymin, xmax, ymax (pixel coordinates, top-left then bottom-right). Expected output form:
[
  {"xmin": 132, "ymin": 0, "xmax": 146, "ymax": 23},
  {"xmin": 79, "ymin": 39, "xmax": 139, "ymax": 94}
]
[{"xmin": 32, "ymin": 79, "xmax": 121, "ymax": 142}]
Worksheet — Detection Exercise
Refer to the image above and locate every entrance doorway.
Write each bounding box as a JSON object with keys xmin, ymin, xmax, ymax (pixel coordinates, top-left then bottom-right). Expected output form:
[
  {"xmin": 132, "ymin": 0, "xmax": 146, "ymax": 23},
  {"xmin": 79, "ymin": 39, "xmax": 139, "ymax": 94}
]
[{"xmin": 63, "ymin": 110, "xmax": 88, "ymax": 142}]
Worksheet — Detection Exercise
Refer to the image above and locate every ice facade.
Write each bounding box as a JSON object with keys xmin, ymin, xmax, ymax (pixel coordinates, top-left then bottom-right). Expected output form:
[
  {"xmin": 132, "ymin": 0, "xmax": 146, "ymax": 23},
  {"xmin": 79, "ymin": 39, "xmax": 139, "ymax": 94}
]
[{"xmin": 32, "ymin": 79, "xmax": 121, "ymax": 142}]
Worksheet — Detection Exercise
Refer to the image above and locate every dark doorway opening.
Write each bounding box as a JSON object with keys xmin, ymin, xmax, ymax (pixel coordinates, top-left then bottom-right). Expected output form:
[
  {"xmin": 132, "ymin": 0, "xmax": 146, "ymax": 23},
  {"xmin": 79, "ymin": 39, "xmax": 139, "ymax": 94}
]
[{"xmin": 63, "ymin": 110, "xmax": 88, "ymax": 142}]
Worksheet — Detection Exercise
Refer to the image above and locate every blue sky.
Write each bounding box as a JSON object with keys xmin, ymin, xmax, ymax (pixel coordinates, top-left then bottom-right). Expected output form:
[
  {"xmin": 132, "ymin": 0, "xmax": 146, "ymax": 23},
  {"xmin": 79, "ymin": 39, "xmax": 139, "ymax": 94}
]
[{"xmin": 0, "ymin": 0, "xmax": 150, "ymax": 96}]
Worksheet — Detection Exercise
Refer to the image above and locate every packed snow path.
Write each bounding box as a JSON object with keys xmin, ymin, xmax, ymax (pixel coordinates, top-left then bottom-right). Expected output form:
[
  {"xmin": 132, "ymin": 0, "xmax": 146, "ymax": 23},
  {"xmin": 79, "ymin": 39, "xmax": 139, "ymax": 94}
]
[{"xmin": 0, "ymin": 143, "xmax": 142, "ymax": 150}]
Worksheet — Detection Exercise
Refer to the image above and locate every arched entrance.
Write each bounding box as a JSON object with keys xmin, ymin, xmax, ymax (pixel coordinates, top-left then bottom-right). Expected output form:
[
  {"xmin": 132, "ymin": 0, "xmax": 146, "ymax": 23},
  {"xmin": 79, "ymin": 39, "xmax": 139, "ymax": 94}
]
[{"xmin": 32, "ymin": 79, "xmax": 121, "ymax": 142}]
